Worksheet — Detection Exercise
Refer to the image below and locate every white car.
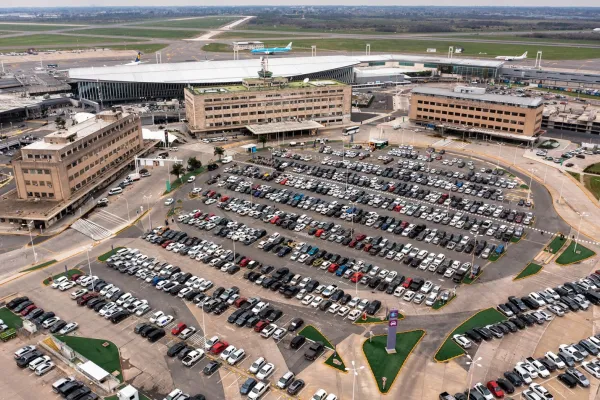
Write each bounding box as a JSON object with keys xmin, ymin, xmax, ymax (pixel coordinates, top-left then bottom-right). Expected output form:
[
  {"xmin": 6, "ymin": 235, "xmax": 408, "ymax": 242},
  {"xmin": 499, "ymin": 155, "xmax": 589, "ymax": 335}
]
[
  {"xmin": 59, "ymin": 322, "xmax": 78, "ymax": 334},
  {"xmin": 165, "ymin": 198, "xmax": 174, "ymax": 206},
  {"xmin": 347, "ymin": 310, "xmax": 362, "ymax": 321},
  {"xmin": 544, "ymin": 351, "xmax": 565, "ymax": 369},
  {"xmin": 452, "ymin": 334, "xmax": 472, "ymax": 349},
  {"xmin": 256, "ymin": 363, "xmax": 275, "ymax": 380},
  {"xmin": 35, "ymin": 361, "xmax": 55, "ymax": 376},
  {"xmin": 51, "ymin": 276, "xmax": 69, "ymax": 288},
  {"xmin": 135, "ymin": 304, "xmax": 151, "ymax": 316},
  {"xmin": 179, "ymin": 327, "xmax": 197, "ymax": 340},
  {"xmin": 182, "ymin": 350, "xmax": 204, "ymax": 367},
  {"xmin": 220, "ymin": 345, "xmax": 237, "ymax": 361},
  {"xmin": 227, "ymin": 348, "xmax": 246, "ymax": 365},
  {"xmin": 249, "ymin": 357, "xmax": 266, "ymax": 374},
  {"xmin": 301, "ymin": 295, "xmax": 315, "ymax": 305},
  {"xmin": 582, "ymin": 361, "xmax": 600, "ymax": 379},
  {"xmin": 328, "ymin": 304, "xmax": 341, "ymax": 314},
  {"xmin": 204, "ymin": 336, "xmax": 219, "ymax": 351},
  {"xmin": 248, "ymin": 382, "xmax": 268, "ymax": 400},
  {"xmin": 70, "ymin": 289, "xmax": 88, "ymax": 299},
  {"xmin": 337, "ymin": 306, "xmax": 350, "ymax": 317},
  {"xmin": 156, "ymin": 315, "xmax": 174, "ymax": 327},
  {"xmin": 403, "ymin": 291, "xmax": 416, "ymax": 302},
  {"xmin": 310, "ymin": 297, "xmax": 324, "ymax": 308},
  {"xmin": 529, "ymin": 383, "xmax": 554, "ymax": 400},
  {"xmin": 252, "ymin": 302, "xmax": 269, "ymax": 314},
  {"xmin": 473, "ymin": 382, "xmax": 494, "ymax": 400},
  {"xmin": 149, "ymin": 311, "xmax": 164, "ymax": 324},
  {"xmin": 28, "ymin": 355, "xmax": 51, "ymax": 371},
  {"xmin": 42, "ymin": 316, "xmax": 60, "ymax": 329}
]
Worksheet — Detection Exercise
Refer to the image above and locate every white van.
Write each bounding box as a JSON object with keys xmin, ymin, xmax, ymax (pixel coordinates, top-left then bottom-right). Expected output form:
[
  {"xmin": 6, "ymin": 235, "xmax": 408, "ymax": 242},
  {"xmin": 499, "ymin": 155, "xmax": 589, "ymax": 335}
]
[
  {"xmin": 108, "ymin": 187, "xmax": 123, "ymax": 196},
  {"xmin": 222, "ymin": 156, "xmax": 233, "ymax": 164}
]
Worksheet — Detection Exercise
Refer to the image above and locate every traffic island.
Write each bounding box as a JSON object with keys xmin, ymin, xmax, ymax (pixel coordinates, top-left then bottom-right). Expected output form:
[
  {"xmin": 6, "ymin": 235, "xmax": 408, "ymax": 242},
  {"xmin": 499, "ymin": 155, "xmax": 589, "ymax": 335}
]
[
  {"xmin": 545, "ymin": 234, "xmax": 567, "ymax": 254},
  {"xmin": 297, "ymin": 325, "xmax": 334, "ymax": 349},
  {"xmin": 43, "ymin": 268, "xmax": 84, "ymax": 286},
  {"xmin": 432, "ymin": 294, "xmax": 456, "ymax": 310},
  {"xmin": 514, "ymin": 263, "xmax": 543, "ymax": 280},
  {"xmin": 0, "ymin": 307, "xmax": 23, "ymax": 329},
  {"xmin": 555, "ymin": 241, "xmax": 596, "ymax": 265},
  {"xmin": 362, "ymin": 330, "xmax": 425, "ymax": 394},
  {"xmin": 434, "ymin": 308, "xmax": 506, "ymax": 362},
  {"xmin": 354, "ymin": 312, "xmax": 401, "ymax": 325},
  {"xmin": 54, "ymin": 335, "xmax": 124, "ymax": 382},
  {"xmin": 324, "ymin": 351, "xmax": 347, "ymax": 373},
  {"xmin": 20, "ymin": 259, "xmax": 57, "ymax": 273}
]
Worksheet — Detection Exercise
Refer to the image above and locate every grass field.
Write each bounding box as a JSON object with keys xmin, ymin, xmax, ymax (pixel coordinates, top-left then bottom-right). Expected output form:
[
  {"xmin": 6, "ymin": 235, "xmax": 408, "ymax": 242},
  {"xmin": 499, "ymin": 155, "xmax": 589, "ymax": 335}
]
[
  {"xmin": 568, "ymin": 171, "xmax": 582, "ymax": 181},
  {"xmin": 108, "ymin": 44, "xmax": 168, "ymax": 53},
  {"xmin": 202, "ymin": 43, "xmax": 232, "ymax": 52},
  {"xmin": 0, "ymin": 23, "xmax": 82, "ymax": 31},
  {"xmin": 584, "ymin": 162, "xmax": 600, "ymax": 175},
  {"xmin": 452, "ymin": 34, "xmax": 600, "ymax": 45},
  {"xmin": 20, "ymin": 259, "xmax": 57, "ymax": 273},
  {"xmin": 297, "ymin": 325, "xmax": 334, "ymax": 350},
  {"xmin": 434, "ymin": 308, "xmax": 506, "ymax": 362},
  {"xmin": 55, "ymin": 335, "xmax": 123, "ymax": 381},
  {"xmin": 78, "ymin": 27, "xmax": 200, "ymax": 40},
  {"xmin": 584, "ymin": 175, "xmax": 600, "ymax": 200},
  {"xmin": 324, "ymin": 351, "xmax": 347, "ymax": 373},
  {"xmin": 556, "ymin": 241, "xmax": 596, "ymax": 265},
  {"xmin": 0, "ymin": 307, "xmax": 23, "ymax": 329},
  {"xmin": 363, "ymin": 330, "xmax": 425, "ymax": 393},
  {"xmin": 432, "ymin": 294, "xmax": 456, "ymax": 310},
  {"xmin": 546, "ymin": 235, "xmax": 568, "ymax": 254},
  {"xmin": 137, "ymin": 16, "xmax": 241, "ymax": 30},
  {"xmin": 0, "ymin": 34, "xmax": 142, "ymax": 48},
  {"xmin": 261, "ymin": 38, "xmax": 600, "ymax": 60},
  {"xmin": 216, "ymin": 31, "xmax": 312, "ymax": 39},
  {"xmin": 42, "ymin": 269, "xmax": 83, "ymax": 286},
  {"xmin": 514, "ymin": 263, "xmax": 543, "ymax": 280}
]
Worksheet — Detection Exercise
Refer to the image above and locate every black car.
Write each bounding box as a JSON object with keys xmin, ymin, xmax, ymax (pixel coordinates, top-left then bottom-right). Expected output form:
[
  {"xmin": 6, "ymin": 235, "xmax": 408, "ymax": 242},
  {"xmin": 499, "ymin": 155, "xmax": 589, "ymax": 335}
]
[
  {"xmin": 290, "ymin": 335, "xmax": 306, "ymax": 349},
  {"xmin": 66, "ymin": 387, "xmax": 91, "ymax": 400},
  {"xmin": 558, "ymin": 373, "xmax": 578, "ymax": 388},
  {"xmin": 203, "ymin": 360, "xmax": 221, "ymax": 375},
  {"xmin": 464, "ymin": 329, "xmax": 483, "ymax": 343},
  {"xmin": 50, "ymin": 320, "xmax": 68, "ymax": 334},
  {"xmin": 167, "ymin": 342, "xmax": 187, "ymax": 357},
  {"xmin": 288, "ymin": 318, "xmax": 304, "ymax": 332},
  {"xmin": 495, "ymin": 377, "xmax": 514, "ymax": 394},
  {"xmin": 503, "ymin": 371, "xmax": 523, "ymax": 387},
  {"xmin": 16, "ymin": 350, "xmax": 43, "ymax": 368},
  {"xmin": 134, "ymin": 323, "xmax": 149, "ymax": 334},
  {"xmin": 147, "ymin": 328, "xmax": 166, "ymax": 342},
  {"xmin": 240, "ymin": 378, "xmax": 257, "ymax": 395},
  {"xmin": 7, "ymin": 296, "xmax": 29, "ymax": 309},
  {"xmin": 140, "ymin": 325, "xmax": 157, "ymax": 338},
  {"xmin": 287, "ymin": 378, "xmax": 305, "ymax": 395},
  {"xmin": 366, "ymin": 300, "xmax": 381, "ymax": 316}
]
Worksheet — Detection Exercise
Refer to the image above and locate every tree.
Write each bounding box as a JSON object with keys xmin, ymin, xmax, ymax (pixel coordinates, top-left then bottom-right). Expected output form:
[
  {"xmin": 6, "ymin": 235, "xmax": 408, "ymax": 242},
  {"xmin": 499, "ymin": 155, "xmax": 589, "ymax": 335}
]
[
  {"xmin": 187, "ymin": 156, "xmax": 202, "ymax": 170},
  {"xmin": 214, "ymin": 146, "xmax": 225, "ymax": 160},
  {"xmin": 55, "ymin": 116, "xmax": 66, "ymax": 129},
  {"xmin": 171, "ymin": 163, "xmax": 184, "ymax": 180},
  {"xmin": 258, "ymin": 135, "xmax": 268, "ymax": 148}
]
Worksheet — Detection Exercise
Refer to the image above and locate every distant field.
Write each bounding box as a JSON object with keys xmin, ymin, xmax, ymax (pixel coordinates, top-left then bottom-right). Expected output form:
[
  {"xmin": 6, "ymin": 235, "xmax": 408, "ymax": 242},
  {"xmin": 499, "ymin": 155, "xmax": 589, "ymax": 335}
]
[
  {"xmin": 203, "ymin": 43, "xmax": 232, "ymax": 52},
  {"xmin": 0, "ymin": 34, "xmax": 143, "ymax": 48},
  {"xmin": 261, "ymin": 39, "xmax": 600, "ymax": 60},
  {"xmin": 0, "ymin": 23, "xmax": 81, "ymax": 31},
  {"xmin": 137, "ymin": 16, "xmax": 241, "ymax": 30},
  {"xmin": 451, "ymin": 34, "xmax": 600, "ymax": 45},
  {"xmin": 78, "ymin": 27, "xmax": 200, "ymax": 40},
  {"xmin": 109, "ymin": 44, "xmax": 169, "ymax": 53},
  {"xmin": 216, "ymin": 31, "xmax": 311, "ymax": 39}
]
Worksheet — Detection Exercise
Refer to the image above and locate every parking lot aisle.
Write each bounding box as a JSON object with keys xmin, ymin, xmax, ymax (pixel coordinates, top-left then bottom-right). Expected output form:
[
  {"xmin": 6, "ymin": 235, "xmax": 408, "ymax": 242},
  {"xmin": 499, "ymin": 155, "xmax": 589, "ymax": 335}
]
[{"xmin": 219, "ymin": 370, "xmax": 243, "ymax": 400}]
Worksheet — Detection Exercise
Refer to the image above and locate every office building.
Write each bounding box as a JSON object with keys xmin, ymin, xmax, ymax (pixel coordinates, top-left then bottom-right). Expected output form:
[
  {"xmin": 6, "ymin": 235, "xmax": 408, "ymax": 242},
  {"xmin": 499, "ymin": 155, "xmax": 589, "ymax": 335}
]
[
  {"xmin": 232, "ymin": 41, "xmax": 264, "ymax": 50},
  {"xmin": 184, "ymin": 77, "xmax": 352, "ymax": 134},
  {"xmin": 409, "ymin": 86, "xmax": 544, "ymax": 140}
]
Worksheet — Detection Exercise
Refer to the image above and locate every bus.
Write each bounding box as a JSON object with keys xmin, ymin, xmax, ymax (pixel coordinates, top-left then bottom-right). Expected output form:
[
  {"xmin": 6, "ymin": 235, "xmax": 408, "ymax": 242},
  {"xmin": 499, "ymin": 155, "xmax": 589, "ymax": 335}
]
[{"xmin": 343, "ymin": 126, "xmax": 360, "ymax": 136}]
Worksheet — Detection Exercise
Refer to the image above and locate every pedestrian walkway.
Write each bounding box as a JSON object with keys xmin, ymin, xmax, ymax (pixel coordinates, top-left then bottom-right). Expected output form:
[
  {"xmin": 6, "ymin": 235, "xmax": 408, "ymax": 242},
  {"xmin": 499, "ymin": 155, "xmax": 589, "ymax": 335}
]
[{"xmin": 71, "ymin": 218, "xmax": 112, "ymax": 241}]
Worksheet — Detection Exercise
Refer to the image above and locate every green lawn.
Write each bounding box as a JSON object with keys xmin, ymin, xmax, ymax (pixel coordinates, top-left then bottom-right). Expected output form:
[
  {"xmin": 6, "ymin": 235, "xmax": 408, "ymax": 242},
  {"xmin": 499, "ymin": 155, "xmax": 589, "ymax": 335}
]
[
  {"xmin": 363, "ymin": 330, "xmax": 425, "ymax": 393},
  {"xmin": 0, "ymin": 34, "xmax": 142, "ymax": 48},
  {"xmin": 555, "ymin": 241, "xmax": 596, "ymax": 265},
  {"xmin": 217, "ymin": 31, "xmax": 312, "ymax": 39},
  {"xmin": 98, "ymin": 247, "xmax": 125, "ymax": 262},
  {"xmin": 546, "ymin": 235, "xmax": 568, "ymax": 254},
  {"xmin": 584, "ymin": 162, "xmax": 600, "ymax": 175},
  {"xmin": 514, "ymin": 263, "xmax": 543, "ymax": 280},
  {"xmin": 108, "ymin": 43, "xmax": 168, "ymax": 53},
  {"xmin": 0, "ymin": 23, "xmax": 82, "ymax": 31},
  {"xmin": 0, "ymin": 307, "xmax": 23, "ymax": 329},
  {"xmin": 324, "ymin": 351, "xmax": 347, "ymax": 373},
  {"xmin": 78, "ymin": 28, "xmax": 200, "ymax": 40},
  {"xmin": 20, "ymin": 259, "xmax": 57, "ymax": 273},
  {"xmin": 297, "ymin": 325, "xmax": 334, "ymax": 350},
  {"xmin": 105, "ymin": 394, "xmax": 151, "ymax": 400},
  {"xmin": 584, "ymin": 175, "xmax": 600, "ymax": 200},
  {"xmin": 452, "ymin": 34, "xmax": 600, "ymax": 45},
  {"xmin": 202, "ymin": 43, "xmax": 232, "ymax": 52},
  {"xmin": 568, "ymin": 171, "xmax": 581, "ymax": 181},
  {"xmin": 434, "ymin": 308, "xmax": 506, "ymax": 362},
  {"xmin": 164, "ymin": 167, "xmax": 205, "ymax": 194},
  {"xmin": 432, "ymin": 294, "xmax": 456, "ymax": 310},
  {"xmin": 137, "ymin": 16, "xmax": 241, "ymax": 30},
  {"xmin": 260, "ymin": 38, "xmax": 600, "ymax": 60},
  {"xmin": 43, "ymin": 269, "xmax": 84, "ymax": 286},
  {"xmin": 55, "ymin": 335, "xmax": 123, "ymax": 382}
]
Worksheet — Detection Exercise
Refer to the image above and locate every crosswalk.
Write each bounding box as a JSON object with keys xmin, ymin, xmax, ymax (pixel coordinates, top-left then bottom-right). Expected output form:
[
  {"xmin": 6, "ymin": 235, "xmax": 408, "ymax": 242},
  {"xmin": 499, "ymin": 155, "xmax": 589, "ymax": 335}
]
[
  {"xmin": 71, "ymin": 218, "xmax": 113, "ymax": 241},
  {"xmin": 94, "ymin": 209, "xmax": 128, "ymax": 227},
  {"xmin": 431, "ymin": 138, "xmax": 470, "ymax": 150}
]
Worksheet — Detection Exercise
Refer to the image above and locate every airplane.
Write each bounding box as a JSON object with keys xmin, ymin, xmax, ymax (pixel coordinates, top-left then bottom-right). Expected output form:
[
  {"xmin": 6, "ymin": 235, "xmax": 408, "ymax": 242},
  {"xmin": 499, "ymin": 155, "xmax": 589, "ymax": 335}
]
[
  {"xmin": 124, "ymin": 52, "xmax": 144, "ymax": 66},
  {"xmin": 594, "ymin": 28, "xmax": 600, "ymax": 32},
  {"xmin": 251, "ymin": 42, "xmax": 293, "ymax": 55},
  {"xmin": 495, "ymin": 52, "xmax": 527, "ymax": 61}
]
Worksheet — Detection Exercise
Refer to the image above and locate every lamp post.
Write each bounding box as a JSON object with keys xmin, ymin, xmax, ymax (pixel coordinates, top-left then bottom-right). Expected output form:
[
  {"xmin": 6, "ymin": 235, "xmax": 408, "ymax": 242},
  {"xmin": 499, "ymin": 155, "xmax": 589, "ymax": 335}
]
[
  {"xmin": 527, "ymin": 168, "xmax": 537, "ymax": 203},
  {"xmin": 465, "ymin": 354, "xmax": 483, "ymax": 400},
  {"xmin": 143, "ymin": 195, "xmax": 152, "ymax": 230},
  {"xmin": 86, "ymin": 245, "xmax": 94, "ymax": 291},
  {"xmin": 574, "ymin": 212, "xmax": 589, "ymax": 254},
  {"xmin": 558, "ymin": 174, "xmax": 565, "ymax": 204},
  {"xmin": 27, "ymin": 221, "xmax": 38, "ymax": 263},
  {"xmin": 345, "ymin": 360, "xmax": 365, "ymax": 400},
  {"xmin": 123, "ymin": 197, "xmax": 131, "ymax": 221}
]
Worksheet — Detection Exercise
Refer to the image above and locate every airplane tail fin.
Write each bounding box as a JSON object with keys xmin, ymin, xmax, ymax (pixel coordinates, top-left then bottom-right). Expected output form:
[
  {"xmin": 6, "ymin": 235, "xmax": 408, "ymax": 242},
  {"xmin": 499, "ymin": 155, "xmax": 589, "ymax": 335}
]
[
  {"xmin": 286, "ymin": 42, "xmax": 292, "ymax": 49},
  {"xmin": 522, "ymin": 52, "xmax": 528, "ymax": 58}
]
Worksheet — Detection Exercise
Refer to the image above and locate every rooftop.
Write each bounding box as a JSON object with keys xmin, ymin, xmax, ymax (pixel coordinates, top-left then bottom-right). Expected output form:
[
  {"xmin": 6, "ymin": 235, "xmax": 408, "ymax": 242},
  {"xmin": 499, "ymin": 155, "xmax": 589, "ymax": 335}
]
[
  {"xmin": 190, "ymin": 79, "xmax": 343, "ymax": 95},
  {"xmin": 412, "ymin": 86, "xmax": 544, "ymax": 108},
  {"xmin": 246, "ymin": 120, "xmax": 323, "ymax": 135}
]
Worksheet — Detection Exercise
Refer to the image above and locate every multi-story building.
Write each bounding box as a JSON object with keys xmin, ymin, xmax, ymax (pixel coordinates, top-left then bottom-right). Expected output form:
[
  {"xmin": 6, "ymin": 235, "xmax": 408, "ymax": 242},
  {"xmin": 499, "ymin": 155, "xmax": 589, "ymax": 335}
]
[
  {"xmin": 12, "ymin": 111, "xmax": 143, "ymax": 202},
  {"xmin": 185, "ymin": 77, "xmax": 352, "ymax": 134},
  {"xmin": 232, "ymin": 41, "xmax": 264, "ymax": 50},
  {"xmin": 409, "ymin": 86, "xmax": 544, "ymax": 139}
]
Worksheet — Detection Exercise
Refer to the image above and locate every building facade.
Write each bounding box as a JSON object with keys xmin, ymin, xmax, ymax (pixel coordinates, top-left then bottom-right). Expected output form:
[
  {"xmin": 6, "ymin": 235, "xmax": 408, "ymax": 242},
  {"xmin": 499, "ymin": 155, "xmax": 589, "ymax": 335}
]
[
  {"xmin": 232, "ymin": 41, "xmax": 264, "ymax": 50},
  {"xmin": 12, "ymin": 111, "xmax": 143, "ymax": 201},
  {"xmin": 409, "ymin": 86, "xmax": 544, "ymax": 137},
  {"xmin": 185, "ymin": 78, "xmax": 352, "ymax": 133}
]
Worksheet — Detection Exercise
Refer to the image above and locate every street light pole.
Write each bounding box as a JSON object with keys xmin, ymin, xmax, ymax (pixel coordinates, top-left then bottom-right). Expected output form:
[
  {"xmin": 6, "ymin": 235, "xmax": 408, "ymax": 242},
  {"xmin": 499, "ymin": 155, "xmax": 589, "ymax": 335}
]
[
  {"xmin": 465, "ymin": 355, "xmax": 483, "ymax": 400},
  {"xmin": 527, "ymin": 168, "xmax": 537, "ymax": 203},
  {"xmin": 123, "ymin": 197, "xmax": 131, "ymax": 221},
  {"xmin": 27, "ymin": 222, "xmax": 38, "ymax": 263},
  {"xmin": 86, "ymin": 246, "xmax": 94, "ymax": 291},
  {"xmin": 575, "ymin": 212, "xmax": 588, "ymax": 254},
  {"xmin": 345, "ymin": 360, "xmax": 365, "ymax": 400},
  {"xmin": 143, "ymin": 195, "xmax": 152, "ymax": 230}
]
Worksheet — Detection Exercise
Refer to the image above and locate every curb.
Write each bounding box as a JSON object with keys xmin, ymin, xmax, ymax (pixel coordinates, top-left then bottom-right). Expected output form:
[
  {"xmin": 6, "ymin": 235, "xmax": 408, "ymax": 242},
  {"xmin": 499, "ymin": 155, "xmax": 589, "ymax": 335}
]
[{"xmin": 361, "ymin": 329, "xmax": 426, "ymax": 395}]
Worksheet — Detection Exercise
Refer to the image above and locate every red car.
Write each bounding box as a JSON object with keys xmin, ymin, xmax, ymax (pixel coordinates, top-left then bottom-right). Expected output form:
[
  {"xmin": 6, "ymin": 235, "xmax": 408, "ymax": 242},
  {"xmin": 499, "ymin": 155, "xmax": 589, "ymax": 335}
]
[
  {"xmin": 350, "ymin": 272, "xmax": 363, "ymax": 283},
  {"xmin": 20, "ymin": 304, "xmax": 37, "ymax": 316},
  {"xmin": 210, "ymin": 341, "xmax": 229, "ymax": 354},
  {"xmin": 355, "ymin": 234, "xmax": 366, "ymax": 241},
  {"xmin": 363, "ymin": 244, "xmax": 372, "ymax": 252},
  {"xmin": 161, "ymin": 240, "xmax": 173, "ymax": 248},
  {"xmin": 254, "ymin": 320, "xmax": 269, "ymax": 333},
  {"xmin": 220, "ymin": 196, "xmax": 229, "ymax": 202},
  {"xmin": 234, "ymin": 297, "xmax": 247, "ymax": 308},
  {"xmin": 171, "ymin": 322, "xmax": 187, "ymax": 336},
  {"xmin": 486, "ymin": 381, "xmax": 504, "ymax": 398},
  {"xmin": 348, "ymin": 240, "xmax": 357, "ymax": 248},
  {"xmin": 315, "ymin": 229, "xmax": 324, "ymax": 237},
  {"xmin": 239, "ymin": 258, "xmax": 250, "ymax": 267},
  {"xmin": 393, "ymin": 205, "xmax": 403, "ymax": 212},
  {"xmin": 270, "ymin": 216, "xmax": 280, "ymax": 224},
  {"xmin": 327, "ymin": 263, "xmax": 339, "ymax": 273},
  {"xmin": 70, "ymin": 274, "xmax": 82, "ymax": 282},
  {"xmin": 401, "ymin": 278, "xmax": 412, "ymax": 289}
]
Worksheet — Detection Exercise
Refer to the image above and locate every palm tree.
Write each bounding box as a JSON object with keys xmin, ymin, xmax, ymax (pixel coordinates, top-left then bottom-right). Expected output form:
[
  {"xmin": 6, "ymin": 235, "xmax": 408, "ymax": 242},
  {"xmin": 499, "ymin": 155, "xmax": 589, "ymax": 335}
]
[
  {"xmin": 214, "ymin": 146, "xmax": 225, "ymax": 160},
  {"xmin": 55, "ymin": 116, "xmax": 66, "ymax": 129},
  {"xmin": 258, "ymin": 135, "xmax": 268, "ymax": 148},
  {"xmin": 171, "ymin": 163, "xmax": 184, "ymax": 181}
]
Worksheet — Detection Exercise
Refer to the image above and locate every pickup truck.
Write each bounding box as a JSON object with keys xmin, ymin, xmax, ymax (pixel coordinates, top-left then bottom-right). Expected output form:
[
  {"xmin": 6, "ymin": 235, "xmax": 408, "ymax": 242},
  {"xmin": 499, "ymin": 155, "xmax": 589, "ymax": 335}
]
[
  {"xmin": 439, "ymin": 392, "xmax": 456, "ymax": 400},
  {"xmin": 304, "ymin": 341, "xmax": 325, "ymax": 361}
]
